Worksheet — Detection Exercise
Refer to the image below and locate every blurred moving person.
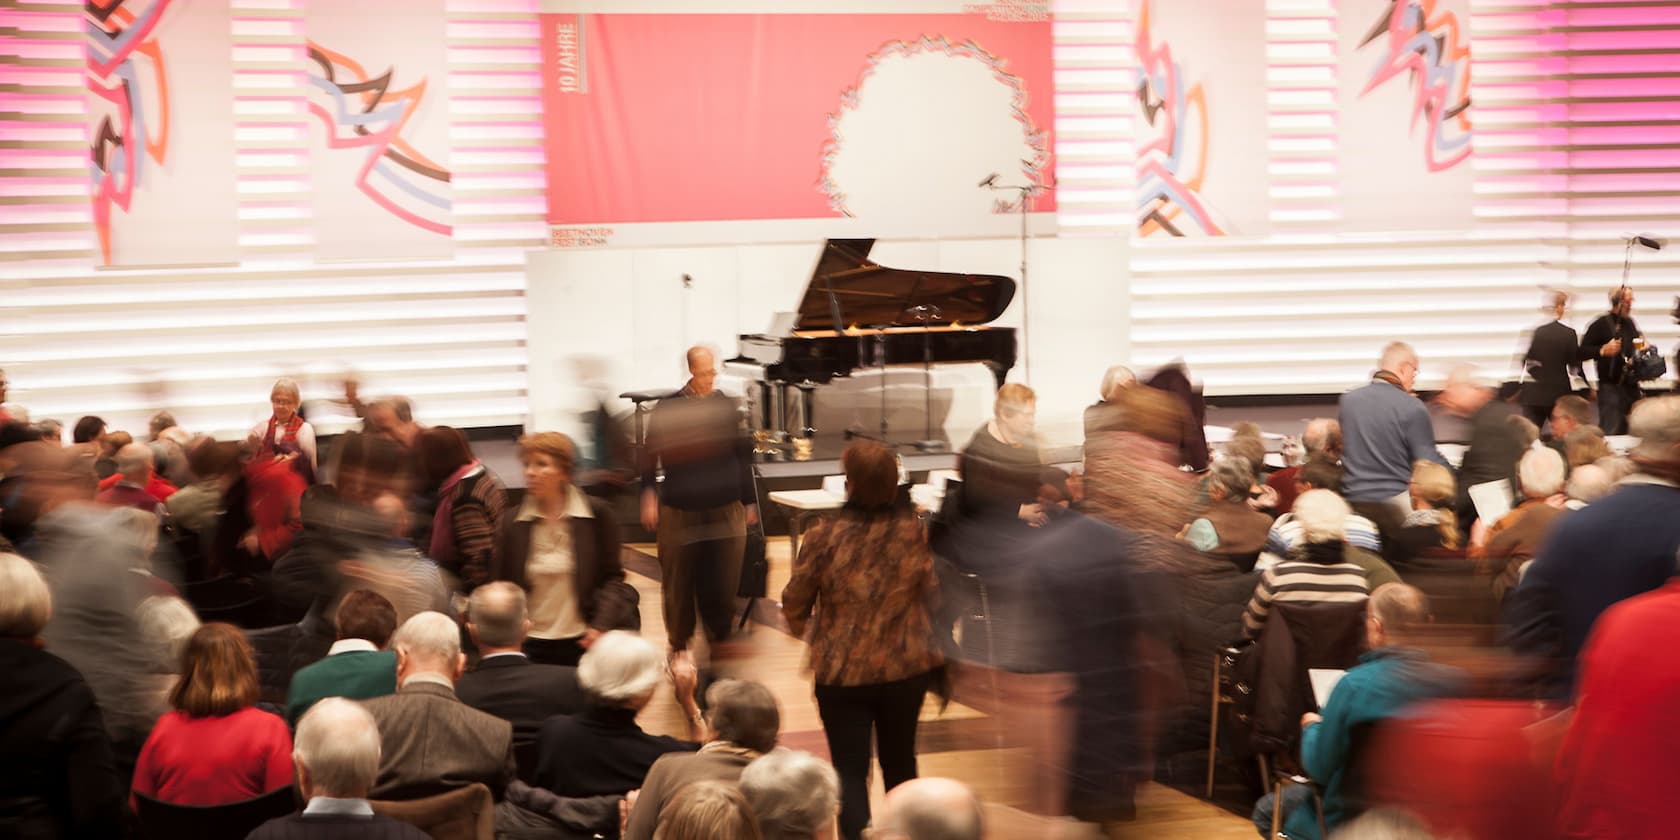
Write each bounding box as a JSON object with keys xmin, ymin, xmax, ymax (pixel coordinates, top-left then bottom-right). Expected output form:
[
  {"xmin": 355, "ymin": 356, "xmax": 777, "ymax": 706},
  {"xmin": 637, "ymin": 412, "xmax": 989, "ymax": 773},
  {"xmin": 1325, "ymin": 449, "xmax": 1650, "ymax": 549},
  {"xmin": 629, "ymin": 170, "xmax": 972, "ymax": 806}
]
[{"xmin": 639, "ymin": 347, "xmax": 756, "ymax": 674}]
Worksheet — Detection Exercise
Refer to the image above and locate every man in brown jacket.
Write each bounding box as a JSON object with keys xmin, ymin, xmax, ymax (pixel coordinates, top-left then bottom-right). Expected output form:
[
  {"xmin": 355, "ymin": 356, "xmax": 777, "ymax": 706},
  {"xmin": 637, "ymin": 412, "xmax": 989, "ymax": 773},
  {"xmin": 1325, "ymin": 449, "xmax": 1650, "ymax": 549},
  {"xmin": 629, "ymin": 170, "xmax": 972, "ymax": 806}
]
[
  {"xmin": 362, "ymin": 611, "xmax": 517, "ymax": 801},
  {"xmin": 620, "ymin": 679, "xmax": 780, "ymax": 839}
]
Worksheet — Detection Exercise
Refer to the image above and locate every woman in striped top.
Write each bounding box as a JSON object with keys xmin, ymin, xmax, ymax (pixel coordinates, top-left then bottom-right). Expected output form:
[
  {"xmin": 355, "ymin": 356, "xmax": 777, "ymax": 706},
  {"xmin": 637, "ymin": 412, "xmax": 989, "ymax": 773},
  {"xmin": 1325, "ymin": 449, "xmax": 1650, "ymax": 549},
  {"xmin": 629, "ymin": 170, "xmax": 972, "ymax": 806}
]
[{"xmin": 1241, "ymin": 489, "xmax": 1372, "ymax": 640}]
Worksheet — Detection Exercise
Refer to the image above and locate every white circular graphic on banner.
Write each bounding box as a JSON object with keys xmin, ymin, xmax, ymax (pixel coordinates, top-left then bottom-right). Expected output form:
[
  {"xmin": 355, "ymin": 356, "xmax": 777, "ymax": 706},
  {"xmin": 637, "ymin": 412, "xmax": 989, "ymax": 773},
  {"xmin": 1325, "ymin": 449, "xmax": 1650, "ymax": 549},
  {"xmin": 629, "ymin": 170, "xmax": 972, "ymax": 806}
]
[{"xmin": 821, "ymin": 37, "xmax": 1048, "ymax": 228}]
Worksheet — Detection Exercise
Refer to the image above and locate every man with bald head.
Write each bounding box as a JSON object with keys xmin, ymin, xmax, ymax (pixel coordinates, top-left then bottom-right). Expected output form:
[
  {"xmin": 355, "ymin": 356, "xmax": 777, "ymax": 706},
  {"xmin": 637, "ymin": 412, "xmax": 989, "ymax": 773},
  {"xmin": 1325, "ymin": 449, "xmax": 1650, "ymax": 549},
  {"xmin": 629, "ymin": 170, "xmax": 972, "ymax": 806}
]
[
  {"xmin": 875, "ymin": 777, "xmax": 983, "ymax": 840},
  {"xmin": 1253, "ymin": 583, "xmax": 1459, "ymax": 839},
  {"xmin": 456, "ymin": 581, "xmax": 584, "ymax": 746},
  {"xmin": 639, "ymin": 345, "xmax": 758, "ymax": 671},
  {"xmin": 1267, "ymin": 418, "xmax": 1341, "ymax": 515},
  {"xmin": 94, "ymin": 443, "xmax": 166, "ymax": 514}
]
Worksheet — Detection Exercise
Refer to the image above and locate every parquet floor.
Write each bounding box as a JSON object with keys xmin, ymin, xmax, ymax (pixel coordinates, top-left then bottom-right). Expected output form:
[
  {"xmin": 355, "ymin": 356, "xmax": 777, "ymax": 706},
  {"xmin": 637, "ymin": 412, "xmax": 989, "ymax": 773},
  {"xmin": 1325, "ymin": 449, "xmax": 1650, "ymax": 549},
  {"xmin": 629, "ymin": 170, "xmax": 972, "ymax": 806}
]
[{"xmin": 623, "ymin": 537, "xmax": 1256, "ymax": 840}]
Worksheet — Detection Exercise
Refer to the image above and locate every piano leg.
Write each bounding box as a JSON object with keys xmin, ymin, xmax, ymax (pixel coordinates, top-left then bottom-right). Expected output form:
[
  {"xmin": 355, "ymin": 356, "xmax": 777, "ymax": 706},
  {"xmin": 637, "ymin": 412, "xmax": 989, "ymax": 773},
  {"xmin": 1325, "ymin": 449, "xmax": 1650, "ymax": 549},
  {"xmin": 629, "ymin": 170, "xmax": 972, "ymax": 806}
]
[
  {"xmin": 986, "ymin": 362, "xmax": 1013, "ymax": 391},
  {"xmin": 792, "ymin": 381, "xmax": 818, "ymax": 438}
]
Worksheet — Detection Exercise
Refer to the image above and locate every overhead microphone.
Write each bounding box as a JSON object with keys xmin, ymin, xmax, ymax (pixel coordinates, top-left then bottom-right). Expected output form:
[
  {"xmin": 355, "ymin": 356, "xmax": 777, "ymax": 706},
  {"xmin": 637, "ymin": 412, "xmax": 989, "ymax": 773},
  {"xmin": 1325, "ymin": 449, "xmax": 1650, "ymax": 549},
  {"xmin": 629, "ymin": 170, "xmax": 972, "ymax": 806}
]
[
  {"xmin": 1631, "ymin": 233, "xmax": 1665, "ymax": 251},
  {"xmin": 977, "ymin": 173, "xmax": 999, "ymax": 188}
]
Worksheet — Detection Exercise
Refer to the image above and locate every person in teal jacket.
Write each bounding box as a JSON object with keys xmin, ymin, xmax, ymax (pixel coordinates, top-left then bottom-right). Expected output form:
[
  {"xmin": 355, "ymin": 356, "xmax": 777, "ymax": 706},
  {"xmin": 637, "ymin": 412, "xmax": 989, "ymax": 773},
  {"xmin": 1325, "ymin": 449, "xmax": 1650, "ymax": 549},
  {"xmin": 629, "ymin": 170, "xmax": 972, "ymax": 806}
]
[
  {"xmin": 286, "ymin": 590, "xmax": 400, "ymax": 727},
  {"xmin": 1251, "ymin": 583, "xmax": 1460, "ymax": 840}
]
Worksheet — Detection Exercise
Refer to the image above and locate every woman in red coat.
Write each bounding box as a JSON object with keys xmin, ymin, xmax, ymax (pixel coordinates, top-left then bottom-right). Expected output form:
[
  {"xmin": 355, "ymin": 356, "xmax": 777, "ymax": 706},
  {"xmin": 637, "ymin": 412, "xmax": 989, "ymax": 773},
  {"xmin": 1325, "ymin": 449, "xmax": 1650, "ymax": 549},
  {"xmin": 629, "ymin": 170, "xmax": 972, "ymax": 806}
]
[{"xmin": 130, "ymin": 623, "xmax": 293, "ymax": 807}]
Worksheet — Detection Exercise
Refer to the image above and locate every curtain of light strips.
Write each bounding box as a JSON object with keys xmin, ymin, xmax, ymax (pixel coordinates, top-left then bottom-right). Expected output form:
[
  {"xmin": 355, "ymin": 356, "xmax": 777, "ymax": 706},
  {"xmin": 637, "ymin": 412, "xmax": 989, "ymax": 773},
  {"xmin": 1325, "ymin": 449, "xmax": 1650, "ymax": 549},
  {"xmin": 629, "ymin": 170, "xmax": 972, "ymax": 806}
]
[{"xmin": 1, "ymin": 0, "xmax": 540, "ymax": 436}]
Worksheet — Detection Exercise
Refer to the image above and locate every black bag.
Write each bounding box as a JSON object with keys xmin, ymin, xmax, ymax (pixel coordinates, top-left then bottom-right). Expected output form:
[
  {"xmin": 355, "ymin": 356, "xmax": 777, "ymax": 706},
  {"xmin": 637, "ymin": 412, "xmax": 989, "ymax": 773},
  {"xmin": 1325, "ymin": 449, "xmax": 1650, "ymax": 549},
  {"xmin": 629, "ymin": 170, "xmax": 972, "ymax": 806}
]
[
  {"xmin": 1632, "ymin": 344, "xmax": 1668, "ymax": 382},
  {"xmin": 738, "ymin": 521, "xmax": 768, "ymax": 598}
]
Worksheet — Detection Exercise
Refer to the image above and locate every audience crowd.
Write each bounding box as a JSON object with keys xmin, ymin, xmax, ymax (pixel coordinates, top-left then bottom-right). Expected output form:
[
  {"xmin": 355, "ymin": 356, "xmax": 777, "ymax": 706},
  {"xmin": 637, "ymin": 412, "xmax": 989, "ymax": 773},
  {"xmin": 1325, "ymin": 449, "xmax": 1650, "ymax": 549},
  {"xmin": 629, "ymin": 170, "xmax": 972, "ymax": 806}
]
[{"xmin": 1, "ymin": 335, "xmax": 1677, "ymax": 840}]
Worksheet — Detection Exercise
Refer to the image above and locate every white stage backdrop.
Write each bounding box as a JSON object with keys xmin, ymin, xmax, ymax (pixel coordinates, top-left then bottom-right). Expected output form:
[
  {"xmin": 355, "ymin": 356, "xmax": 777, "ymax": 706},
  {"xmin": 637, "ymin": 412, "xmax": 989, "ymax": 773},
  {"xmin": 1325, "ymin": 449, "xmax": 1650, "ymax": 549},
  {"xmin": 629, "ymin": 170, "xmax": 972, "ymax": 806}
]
[
  {"xmin": 1133, "ymin": 0, "xmax": 1269, "ymax": 239},
  {"xmin": 1337, "ymin": 0, "xmax": 1475, "ymax": 231},
  {"xmin": 305, "ymin": 0, "xmax": 454, "ymax": 261},
  {"xmin": 85, "ymin": 0, "xmax": 238, "ymax": 267}
]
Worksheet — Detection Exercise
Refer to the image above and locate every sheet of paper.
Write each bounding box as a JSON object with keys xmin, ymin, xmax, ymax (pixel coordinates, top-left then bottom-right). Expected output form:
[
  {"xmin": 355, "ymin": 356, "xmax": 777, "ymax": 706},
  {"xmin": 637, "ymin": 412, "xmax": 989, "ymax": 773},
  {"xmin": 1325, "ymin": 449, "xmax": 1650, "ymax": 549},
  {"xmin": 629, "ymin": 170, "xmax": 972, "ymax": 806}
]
[
  {"xmin": 1469, "ymin": 479, "xmax": 1514, "ymax": 525},
  {"xmin": 1309, "ymin": 668, "xmax": 1346, "ymax": 709}
]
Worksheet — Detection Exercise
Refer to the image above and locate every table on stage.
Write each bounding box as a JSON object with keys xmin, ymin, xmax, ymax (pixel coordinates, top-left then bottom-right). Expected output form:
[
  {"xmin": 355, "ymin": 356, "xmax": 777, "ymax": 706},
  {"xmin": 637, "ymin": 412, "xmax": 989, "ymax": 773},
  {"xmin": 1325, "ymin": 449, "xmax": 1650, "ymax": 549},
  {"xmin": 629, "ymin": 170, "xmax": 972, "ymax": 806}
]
[{"xmin": 768, "ymin": 472, "xmax": 953, "ymax": 562}]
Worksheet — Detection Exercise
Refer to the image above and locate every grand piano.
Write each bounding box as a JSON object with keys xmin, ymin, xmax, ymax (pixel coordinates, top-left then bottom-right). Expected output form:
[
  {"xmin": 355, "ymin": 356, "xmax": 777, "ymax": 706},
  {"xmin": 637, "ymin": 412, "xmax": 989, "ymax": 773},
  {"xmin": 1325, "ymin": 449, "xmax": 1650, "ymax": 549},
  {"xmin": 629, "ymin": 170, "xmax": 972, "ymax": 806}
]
[{"xmin": 730, "ymin": 238, "xmax": 1017, "ymax": 439}]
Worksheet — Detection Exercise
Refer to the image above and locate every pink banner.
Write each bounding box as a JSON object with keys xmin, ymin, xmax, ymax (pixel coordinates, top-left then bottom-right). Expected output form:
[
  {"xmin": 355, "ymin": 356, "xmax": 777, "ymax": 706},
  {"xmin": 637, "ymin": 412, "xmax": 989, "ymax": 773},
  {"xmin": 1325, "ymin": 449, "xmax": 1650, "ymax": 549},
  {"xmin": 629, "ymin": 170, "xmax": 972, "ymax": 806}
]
[{"xmin": 541, "ymin": 13, "xmax": 1053, "ymax": 239}]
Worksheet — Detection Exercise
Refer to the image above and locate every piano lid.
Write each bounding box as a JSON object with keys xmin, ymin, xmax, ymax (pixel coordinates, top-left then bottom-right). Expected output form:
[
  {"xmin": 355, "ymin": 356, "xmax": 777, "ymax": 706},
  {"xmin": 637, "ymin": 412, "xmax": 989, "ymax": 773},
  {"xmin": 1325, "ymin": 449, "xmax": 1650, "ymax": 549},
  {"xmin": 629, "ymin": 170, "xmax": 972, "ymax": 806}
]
[{"xmin": 793, "ymin": 238, "xmax": 1016, "ymax": 332}]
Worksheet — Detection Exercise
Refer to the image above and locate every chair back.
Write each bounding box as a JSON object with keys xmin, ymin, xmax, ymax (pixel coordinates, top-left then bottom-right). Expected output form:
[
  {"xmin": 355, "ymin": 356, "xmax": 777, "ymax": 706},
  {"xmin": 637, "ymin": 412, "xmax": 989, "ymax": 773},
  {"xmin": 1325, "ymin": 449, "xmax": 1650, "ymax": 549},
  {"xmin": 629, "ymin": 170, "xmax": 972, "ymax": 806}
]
[
  {"xmin": 1274, "ymin": 599, "xmax": 1368, "ymax": 680},
  {"xmin": 133, "ymin": 786, "xmax": 297, "ymax": 840},
  {"xmin": 1403, "ymin": 548, "xmax": 1500, "ymax": 626},
  {"xmin": 371, "ymin": 783, "xmax": 494, "ymax": 840},
  {"xmin": 1233, "ymin": 599, "xmax": 1367, "ymax": 756}
]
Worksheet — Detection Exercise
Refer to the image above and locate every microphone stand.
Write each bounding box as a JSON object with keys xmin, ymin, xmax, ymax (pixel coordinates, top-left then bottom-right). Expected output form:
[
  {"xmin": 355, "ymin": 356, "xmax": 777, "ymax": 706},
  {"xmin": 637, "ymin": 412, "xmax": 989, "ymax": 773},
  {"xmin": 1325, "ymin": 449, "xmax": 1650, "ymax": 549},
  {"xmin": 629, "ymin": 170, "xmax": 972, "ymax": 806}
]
[{"xmin": 983, "ymin": 178, "xmax": 1040, "ymax": 385}]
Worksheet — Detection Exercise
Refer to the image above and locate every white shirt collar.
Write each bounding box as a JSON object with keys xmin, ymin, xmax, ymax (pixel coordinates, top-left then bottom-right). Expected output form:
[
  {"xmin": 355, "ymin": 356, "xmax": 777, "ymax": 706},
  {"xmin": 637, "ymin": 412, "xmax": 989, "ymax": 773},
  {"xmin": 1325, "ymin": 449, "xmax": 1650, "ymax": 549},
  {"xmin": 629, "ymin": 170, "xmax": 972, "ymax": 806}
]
[
  {"xmin": 303, "ymin": 797, "xmax": 375, "ymax": 817},
  {"xmin": 480, "ymin": 651, "xmax": 528, "ymax": 661},
  {"xmin": 328, "ymin": 639, "xmax": 379, "ymax": 656},
  {"xmin": 516, "ymin": 485, "xmax": 594, "ymax": 523}
]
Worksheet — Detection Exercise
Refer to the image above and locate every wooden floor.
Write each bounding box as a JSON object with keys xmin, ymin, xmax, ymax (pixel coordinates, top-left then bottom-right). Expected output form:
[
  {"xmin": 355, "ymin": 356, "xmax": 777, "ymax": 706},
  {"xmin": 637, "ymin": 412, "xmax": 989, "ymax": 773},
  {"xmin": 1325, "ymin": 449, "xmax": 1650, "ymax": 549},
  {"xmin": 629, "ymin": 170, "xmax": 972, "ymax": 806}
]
[{"xmin": 624, "ymin": 537, "xmax": 1256, "ymax": 840}]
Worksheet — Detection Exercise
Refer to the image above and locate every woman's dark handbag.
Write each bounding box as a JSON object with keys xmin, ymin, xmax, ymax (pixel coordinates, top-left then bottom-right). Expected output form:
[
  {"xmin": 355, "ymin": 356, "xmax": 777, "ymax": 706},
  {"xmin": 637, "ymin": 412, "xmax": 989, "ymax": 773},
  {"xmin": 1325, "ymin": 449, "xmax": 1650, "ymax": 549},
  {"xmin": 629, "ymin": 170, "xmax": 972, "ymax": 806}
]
[{"xmin": 738, "ymin": 521, "xmax": 768, "ymax": 598}]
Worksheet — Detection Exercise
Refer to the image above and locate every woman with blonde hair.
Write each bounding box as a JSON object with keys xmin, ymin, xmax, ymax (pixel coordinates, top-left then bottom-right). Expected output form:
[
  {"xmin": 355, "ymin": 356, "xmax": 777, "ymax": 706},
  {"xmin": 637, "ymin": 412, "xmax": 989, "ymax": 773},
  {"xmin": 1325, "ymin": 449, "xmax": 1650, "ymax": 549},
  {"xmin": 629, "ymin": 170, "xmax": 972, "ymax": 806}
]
[
  {"xmin": 130, "ymin": 622, "xmax": 293, "ymax": 806},
  {"xmin": 1392, "ymin": 461, "xmax": 1461, "ymax": 562},
  {"xmin": 958, "ymin": 383, "xmax": 1046, "ymax": 523},
  {"xmin": 493, "ymin": 431, "xmax": 636, "ymax": 666},
  {"xmin": 653, "ymin": 780, "xmax": 762, "ymax": 840}
]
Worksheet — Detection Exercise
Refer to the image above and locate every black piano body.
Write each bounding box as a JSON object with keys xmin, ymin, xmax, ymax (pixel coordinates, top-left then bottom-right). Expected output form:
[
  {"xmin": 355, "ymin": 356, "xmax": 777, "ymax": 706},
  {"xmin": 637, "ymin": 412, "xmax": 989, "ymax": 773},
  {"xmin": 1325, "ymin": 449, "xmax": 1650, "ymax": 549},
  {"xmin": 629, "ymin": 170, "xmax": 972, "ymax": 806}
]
[{"xmin": 731, "ymin": 238, "xmax": 1017, "ymax": 438}]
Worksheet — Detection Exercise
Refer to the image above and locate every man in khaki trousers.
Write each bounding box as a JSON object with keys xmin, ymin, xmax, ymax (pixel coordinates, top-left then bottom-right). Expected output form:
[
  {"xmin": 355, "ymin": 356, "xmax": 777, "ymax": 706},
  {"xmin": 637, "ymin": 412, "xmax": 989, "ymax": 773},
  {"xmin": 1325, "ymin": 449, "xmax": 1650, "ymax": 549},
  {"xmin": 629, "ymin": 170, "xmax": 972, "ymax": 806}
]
[{"xmin": 640, "ymin": 346, "xmax": 757, "ymax": 678}]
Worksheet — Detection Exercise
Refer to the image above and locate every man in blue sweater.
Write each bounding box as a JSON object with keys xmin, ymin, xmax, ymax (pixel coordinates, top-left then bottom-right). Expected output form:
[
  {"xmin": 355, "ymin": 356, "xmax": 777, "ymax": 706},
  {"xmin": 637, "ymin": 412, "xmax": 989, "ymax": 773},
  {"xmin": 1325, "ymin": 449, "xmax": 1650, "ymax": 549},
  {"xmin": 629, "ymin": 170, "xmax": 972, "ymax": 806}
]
[
  {"xmin": 1507, "ymin": 395, "xmax": 1680, "ymax": 698},
  {"xmin": 1338, "ymin": 342, "xmax": 1446, "ymax": 537},
  {"xmin": 1251, "ymin": 583, "xmax": 1458, "ymax": 840}
]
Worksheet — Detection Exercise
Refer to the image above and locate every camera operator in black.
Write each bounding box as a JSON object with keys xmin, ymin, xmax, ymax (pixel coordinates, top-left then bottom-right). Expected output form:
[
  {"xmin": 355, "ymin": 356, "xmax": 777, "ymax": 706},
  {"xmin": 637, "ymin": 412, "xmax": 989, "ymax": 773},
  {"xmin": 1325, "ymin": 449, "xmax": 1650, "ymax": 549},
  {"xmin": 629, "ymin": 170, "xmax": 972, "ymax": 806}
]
[{"xmin": 1582, "ymin": 286, "xmax": 1644, "ymax": 435}]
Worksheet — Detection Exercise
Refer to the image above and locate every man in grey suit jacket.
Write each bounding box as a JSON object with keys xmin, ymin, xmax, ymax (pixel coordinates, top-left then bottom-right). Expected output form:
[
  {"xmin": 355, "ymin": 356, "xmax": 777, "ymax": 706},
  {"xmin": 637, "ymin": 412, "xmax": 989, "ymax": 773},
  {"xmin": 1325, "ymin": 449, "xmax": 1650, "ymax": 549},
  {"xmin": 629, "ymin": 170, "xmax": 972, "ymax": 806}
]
[{"xmin": 363, "ymin": 611, "xmax": 517, "ymax": 801}]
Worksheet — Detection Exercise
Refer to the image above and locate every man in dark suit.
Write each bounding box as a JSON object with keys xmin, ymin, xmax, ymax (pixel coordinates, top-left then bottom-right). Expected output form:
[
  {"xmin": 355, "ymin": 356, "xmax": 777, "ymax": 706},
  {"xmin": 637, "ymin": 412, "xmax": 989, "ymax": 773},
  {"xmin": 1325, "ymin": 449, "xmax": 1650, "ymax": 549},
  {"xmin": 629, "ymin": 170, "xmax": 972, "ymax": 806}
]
[
  {"xmin": 362, "ymin": 611, "xmax": 518, "ymax": 801},
  {"xmin": 248, "ymin": 698, "xmax": 429, "ymax": 840},
  {"xmin": 457, "ymin": 582, "xmax": 585, "ymax": 748},
  {"xmin": 1521, "ymin": 292, "xmax": 1583, "ymax": 429}
]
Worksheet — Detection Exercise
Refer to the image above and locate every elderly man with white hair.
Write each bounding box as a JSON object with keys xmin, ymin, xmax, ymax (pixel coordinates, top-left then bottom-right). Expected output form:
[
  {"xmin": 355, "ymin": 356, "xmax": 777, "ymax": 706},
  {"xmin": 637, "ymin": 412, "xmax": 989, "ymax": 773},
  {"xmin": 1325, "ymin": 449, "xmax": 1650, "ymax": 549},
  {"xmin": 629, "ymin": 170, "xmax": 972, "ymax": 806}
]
[
  {"xmin": 361, "ymin": 611, "xmax": 517, "ymax": 801},
  {"xmin": 739, "ymin": 748, "xmax": 840, "ymax": 840},
  {"xmin": 0, "ymin": 552, "xmax": 125, "ymax": 839},
  {"xmin": 1564, "ymin": 462, "xmax": 1612, "ymax": 508},
  {"xmin": 1468, "ymin": 447, "xmax": 1571, "ymax": 602},
  {"xmin": 248, "ymin": 698, "xmax": 429, "ymax": 839},
  {"xmin": 873, "ymin": 777, "xmax": 983, "ymax": 840},
  {"xmin": 1339, "ymin": 342, "xmax": 1447, "ymax": 537},
  {"xmin": 94, "ymin": 442, "xmax": 167, "ymax": 514},
  {"xmin": 1083, "ymin": 364, "xmax": 1136, "ymax": 436},
  {"xmin": 534, "ymin": 630, "xmax": 702, "ymax": 798},
  {"xmin": 1241, "ymin": 490, "xmax": 1373, "ymax": 641},
  {"xmin": 1510, "ymin": 395, "xmax": 1680, "ymax": 698}
]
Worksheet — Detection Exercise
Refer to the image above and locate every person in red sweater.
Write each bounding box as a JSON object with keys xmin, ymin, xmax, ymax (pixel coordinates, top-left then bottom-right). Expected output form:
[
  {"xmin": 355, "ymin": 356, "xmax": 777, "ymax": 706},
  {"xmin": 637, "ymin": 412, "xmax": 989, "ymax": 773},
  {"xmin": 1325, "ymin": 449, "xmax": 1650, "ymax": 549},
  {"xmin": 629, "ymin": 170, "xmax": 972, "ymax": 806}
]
[
  {"xmin": 1554, "ymin": 576, "xmax": 1680, "ymax": 839},
  {"xmin": 130, "ymin": 622, "xmax": 293, "ymax": 808}
]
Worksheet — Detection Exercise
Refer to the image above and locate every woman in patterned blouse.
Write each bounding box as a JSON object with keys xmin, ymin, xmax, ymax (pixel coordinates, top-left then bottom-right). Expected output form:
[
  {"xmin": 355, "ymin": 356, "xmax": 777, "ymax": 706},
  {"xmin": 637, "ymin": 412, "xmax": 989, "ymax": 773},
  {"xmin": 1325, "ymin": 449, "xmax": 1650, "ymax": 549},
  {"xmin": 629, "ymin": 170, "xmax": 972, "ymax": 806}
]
[{"xmin": 781, "ymin": 440, "xmax": 943, "ymax": 840}]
